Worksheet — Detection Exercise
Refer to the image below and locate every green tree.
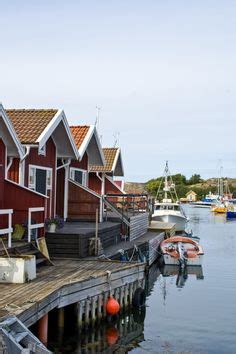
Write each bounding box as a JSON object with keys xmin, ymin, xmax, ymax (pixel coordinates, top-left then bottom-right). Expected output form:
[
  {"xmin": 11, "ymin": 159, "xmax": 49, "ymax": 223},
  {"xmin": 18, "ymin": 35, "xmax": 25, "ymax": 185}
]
[{"xmin": 187, "ymin": 174, "xmax": 202, "ymax": 185}]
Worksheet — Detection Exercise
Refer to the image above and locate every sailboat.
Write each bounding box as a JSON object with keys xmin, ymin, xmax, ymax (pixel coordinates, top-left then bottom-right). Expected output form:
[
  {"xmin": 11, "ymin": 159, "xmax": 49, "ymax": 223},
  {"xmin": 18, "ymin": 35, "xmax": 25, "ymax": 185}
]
[{"xmin": 152, "ymin": 162, "xmax": 188, "ymax": 232}]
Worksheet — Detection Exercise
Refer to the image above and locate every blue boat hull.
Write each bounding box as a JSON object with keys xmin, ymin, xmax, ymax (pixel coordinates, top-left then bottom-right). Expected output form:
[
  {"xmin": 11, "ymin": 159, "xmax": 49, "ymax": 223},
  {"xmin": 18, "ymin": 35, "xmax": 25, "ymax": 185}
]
[{"xmin": 226, "ymin": 211, "xmax": 236, "ymax": 219}]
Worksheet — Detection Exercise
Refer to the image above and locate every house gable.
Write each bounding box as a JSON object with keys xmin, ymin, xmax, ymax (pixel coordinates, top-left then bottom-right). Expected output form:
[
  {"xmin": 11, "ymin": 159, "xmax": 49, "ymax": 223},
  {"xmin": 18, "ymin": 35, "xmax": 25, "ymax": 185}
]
[{"xmin": 70, "ymin": 125, "xmax": 104, "ymax": 165}]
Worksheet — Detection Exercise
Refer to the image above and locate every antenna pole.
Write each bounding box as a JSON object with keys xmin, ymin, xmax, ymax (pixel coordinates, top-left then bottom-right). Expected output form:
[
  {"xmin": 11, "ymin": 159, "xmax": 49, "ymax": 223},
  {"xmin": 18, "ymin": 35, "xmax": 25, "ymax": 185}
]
[{"xmin": 95, "ymin": 106, "xmax": 101, "ymax": 132}]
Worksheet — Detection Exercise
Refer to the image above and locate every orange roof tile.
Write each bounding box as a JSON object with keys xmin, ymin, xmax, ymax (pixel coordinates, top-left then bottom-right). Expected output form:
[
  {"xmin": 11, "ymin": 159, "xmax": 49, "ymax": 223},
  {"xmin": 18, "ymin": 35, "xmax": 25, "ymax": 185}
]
[
  {"xmin": 90, "ymin": 148, "xmax": 119, "ymax": 172},
  {"xmin": 70, "ymin": 126, "xmax": 90, "ymax": 149},
  {"xmin": 6, "ymin": 109, "xmax": 58, "ymax": 144}
]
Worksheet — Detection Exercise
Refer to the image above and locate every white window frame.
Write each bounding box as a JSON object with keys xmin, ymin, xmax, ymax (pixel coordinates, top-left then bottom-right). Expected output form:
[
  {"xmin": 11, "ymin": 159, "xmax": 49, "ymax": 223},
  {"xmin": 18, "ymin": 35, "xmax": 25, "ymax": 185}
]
[
  {"xmin": 28, "ymin": 164, "xmax": 53, "ymax": 192},
  {"xmin": 70, "ymin": 167, "xmax": 88, "ymax": 187}
]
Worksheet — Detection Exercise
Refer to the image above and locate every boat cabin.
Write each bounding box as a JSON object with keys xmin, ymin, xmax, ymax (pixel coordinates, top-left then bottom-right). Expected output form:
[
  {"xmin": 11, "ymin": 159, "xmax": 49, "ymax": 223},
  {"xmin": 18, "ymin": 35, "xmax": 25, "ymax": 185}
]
[{"xmin": 154, "ymin": 203, "xmax": 181, "ymax": 211}]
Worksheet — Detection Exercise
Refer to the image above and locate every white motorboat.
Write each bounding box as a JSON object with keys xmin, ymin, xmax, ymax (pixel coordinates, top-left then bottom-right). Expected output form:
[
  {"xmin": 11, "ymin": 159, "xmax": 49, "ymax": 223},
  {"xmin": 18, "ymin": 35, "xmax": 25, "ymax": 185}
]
[{"xmin": 152, "ymin": 162, "xmax": 188, "ymax": 232}]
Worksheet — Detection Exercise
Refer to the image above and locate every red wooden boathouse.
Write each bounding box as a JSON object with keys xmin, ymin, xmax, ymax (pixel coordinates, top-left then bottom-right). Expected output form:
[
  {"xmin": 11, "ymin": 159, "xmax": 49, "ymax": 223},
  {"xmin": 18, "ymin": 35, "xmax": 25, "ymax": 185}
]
[
  {"xmin": 6, "ymin": 109, "xmax": 79, "ymax": 221},
  {"xmin": 0, "ymin": 105, "xmax": 47, "ymax": 246},
  {"xmin": 89, "ymin": 147, "xmax": 125, "ymax": 196},
  {"xmin": 68, "ymin": 125, "xmax": 105, "ymax": 221}
]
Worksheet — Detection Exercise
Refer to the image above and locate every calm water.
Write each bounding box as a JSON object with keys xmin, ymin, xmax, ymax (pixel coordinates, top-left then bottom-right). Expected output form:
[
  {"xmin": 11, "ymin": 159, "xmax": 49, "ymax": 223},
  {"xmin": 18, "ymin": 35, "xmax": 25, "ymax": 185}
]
[{"xmin": 48, "ymin": 206, "xmax": 236, "ymax": 353}]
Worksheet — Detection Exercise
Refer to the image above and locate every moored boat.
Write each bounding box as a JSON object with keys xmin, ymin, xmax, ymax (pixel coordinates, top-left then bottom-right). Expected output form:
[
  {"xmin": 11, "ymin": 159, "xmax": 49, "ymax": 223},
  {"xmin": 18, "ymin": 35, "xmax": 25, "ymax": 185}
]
[
  {"xmin": 160, "ymin": 236, "xmax": 204, "ymax": 266},
  {"xmin": 152, "ymin": 162, "xmax": 188, "ymax": 232}
]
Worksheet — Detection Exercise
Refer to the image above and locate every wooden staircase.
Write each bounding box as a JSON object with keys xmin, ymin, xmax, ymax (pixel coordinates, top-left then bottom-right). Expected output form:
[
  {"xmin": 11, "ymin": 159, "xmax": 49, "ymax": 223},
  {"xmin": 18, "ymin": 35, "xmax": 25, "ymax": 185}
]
[
  {"xmin": 0, "ymin": 316, "xmax": 52, "ymax": 353},
  {"xmin": 0, "ymin": 242, "xmax": 53, "ymax": 267}
]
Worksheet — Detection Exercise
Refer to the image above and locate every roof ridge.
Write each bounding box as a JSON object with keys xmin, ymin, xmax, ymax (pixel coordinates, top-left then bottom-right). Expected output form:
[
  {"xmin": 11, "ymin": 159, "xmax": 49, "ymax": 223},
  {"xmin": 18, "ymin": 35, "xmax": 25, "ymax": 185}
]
[
  {"xmin": 6, "ymin": 108, "xmax": 58, "ymax": 111},
  {"xmin": 70, "ymin": 125, "xmax": 91, "ymax": 128}
]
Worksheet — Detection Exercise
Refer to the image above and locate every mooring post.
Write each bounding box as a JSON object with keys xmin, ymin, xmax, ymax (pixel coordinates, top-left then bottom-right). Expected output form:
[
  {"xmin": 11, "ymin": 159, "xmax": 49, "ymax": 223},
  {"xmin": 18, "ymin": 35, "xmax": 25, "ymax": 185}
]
[
  {"xmin": 97, "ymin": 294, "xmax": 103, "ymax": 322},
  {"xmin": 124, "ymin": 284, "xmax": 129, "ymax": 307},
  {"xmin": 91, "ymin": 296, "xmax": 96, "ymax": 326},
  {"xmin": 84, "ymin": 298, "xmax": 90, "ymax": 327},
  {"xmin": 128, "ymin": 282, "xmax": 133, "ymax": 306},
  {"xmin": 57, "ymin": 307, "xmax": 64, "ymax": 344},
  {"xmin": 77, "ymin": 301, "xmax": 84, "ymax": 329},
  {"xmin": 38, "ymin": 313, "xmax": 48, "ymax": 345}
]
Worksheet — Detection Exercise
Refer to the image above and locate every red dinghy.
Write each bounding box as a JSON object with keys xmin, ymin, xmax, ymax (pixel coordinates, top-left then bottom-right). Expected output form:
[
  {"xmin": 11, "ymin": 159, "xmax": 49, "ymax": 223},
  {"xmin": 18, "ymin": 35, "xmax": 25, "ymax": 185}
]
[{"xmin": 160, "ymin": 236, "xmax": 204, "ymax": 266}]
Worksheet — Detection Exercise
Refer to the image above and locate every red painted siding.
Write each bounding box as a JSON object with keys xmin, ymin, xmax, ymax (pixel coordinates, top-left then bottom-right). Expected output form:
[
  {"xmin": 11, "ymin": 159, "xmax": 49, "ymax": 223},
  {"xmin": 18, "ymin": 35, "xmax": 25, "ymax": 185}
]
[
  {"xmin": 68, "ymin": 181, "xmax": 100, "ymax": 221},
  {"xmin": 105, "ymin": 178, "xmax": 124, "ymax": 195},
  {"xmin": 0, "ymin": 139, "xmax": 5, "ymax": 210},
  {"xmin": 8, "ymin": 158, "xmax": 20, "ymax": 183},
  {"xmin": 3, "ymin": 180, "xmax": 46, "ymax": 236},
  {"xmin": 24, "ymin": 138, "xmax": 56, "ymax": 218},
  {"xmin": 70, "ymin": 153, "xmax": 88, "ymax": 170},
  {"xmin": 89, "ymin": 173, "xmax": 102, "ymax": 195},
  {"xmin": 56, "ymin": 167, "xmax": 65, "ymax": 218}
]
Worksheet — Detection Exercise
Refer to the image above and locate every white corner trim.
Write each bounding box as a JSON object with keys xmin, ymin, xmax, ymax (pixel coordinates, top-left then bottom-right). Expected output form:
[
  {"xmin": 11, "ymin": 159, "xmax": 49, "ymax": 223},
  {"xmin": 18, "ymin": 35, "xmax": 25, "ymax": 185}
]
[
  {"xmin": 111, "ymin": 148, "xmax": 124, "ymax": 176},
  {"xmin": 78, "ymin": 125, "xmax": 94, "ymax": 160},
  {"xmin": 0, "ymin": 104, "xmax": 24, "ymax": 159},
  {"xmin": 36, "ymin": 109, "xmax": 79, "ymax": 160}
]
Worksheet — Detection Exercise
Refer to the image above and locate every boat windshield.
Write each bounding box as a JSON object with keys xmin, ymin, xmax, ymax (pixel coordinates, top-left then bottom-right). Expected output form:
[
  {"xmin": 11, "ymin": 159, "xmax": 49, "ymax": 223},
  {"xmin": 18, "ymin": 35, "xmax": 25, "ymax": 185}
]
[{"xmin": 155, "ymin": 205, "xmax": 180, "ymax": 211}]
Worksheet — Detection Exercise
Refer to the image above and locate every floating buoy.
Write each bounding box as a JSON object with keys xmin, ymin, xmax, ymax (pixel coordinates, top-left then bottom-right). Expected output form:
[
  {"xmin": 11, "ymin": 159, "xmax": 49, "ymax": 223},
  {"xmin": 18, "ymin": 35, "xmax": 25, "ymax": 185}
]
[
  {"xmin": 106, "ymin": 296, "xmax": 120, "ymax": 315},
  {"xmin": 106, "ymin": 326, "xmax": 119, "ymax": 345}
]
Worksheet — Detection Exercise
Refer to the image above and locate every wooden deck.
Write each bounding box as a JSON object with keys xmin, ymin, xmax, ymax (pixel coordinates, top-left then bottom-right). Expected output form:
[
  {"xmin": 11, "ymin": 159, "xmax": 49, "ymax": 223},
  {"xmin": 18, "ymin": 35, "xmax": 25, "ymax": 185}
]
[
  {"xmin": 49, "ymin": 221, "xmax": 120, "ymax": 235},
  {"xmin": 0, "ymin": 259, "xmax": 145, "ymax": 328},
  {"xmin": 148, "ymin": 221, "xmax": 176, "ymax": 237},
  {"xmin": 100, "ymin": 230, "xmax": 164, "ymax": 265}
]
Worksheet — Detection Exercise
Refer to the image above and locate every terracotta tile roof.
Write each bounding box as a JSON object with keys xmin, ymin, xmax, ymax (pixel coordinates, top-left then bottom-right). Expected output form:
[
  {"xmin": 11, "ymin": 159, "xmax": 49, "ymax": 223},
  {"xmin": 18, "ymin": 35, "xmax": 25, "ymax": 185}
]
[
  {"xmin": 70, "ymin": 126, "xmax": 90, "ymax": 149},
  {"xmin": 6, "ymin": 109, "xmax": 58, "ymax": 144},
  {"xmin": 90, "ymin": 147, "xmax": 119, "ymax": 172}
]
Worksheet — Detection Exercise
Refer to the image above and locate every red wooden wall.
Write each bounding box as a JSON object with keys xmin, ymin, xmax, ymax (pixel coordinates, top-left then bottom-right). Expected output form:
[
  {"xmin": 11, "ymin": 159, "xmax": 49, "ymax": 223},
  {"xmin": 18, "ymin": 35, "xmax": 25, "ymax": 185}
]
[
  {"xmin": 24, "ymin": 138, "xmax": 56, "ymax": 218},
  {"xmin": 70, "ymin": 153, "xmax": 88, "ymax": 170},
  {"xmin": 0, "ymin": 139, "xmax": 5, "ymax": 210},
  {"xmin": 89, "ymin": 173, "xmax": 102, "ymax": 195},
  {"xmin": 8, "ymin": 158, "xmax": 20, "ymax": 183},
  {"xmin": 105, "ymin": 178, "xmax": 124, "ymax": 195},
  {"xmin": 68, "ymin": 181, "xmax": 100, "ymax": 221},
  {"xmin": 56, "ymin": 167, "xmax": 65, "ymax": 218}
]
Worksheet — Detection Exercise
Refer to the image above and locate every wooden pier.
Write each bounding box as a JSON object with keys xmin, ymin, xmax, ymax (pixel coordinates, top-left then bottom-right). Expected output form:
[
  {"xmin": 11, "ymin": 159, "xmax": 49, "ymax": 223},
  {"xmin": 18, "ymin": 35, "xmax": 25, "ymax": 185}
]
[
  {"xmin": 0, "ymin": 259, "xmax": 146, "ymax": 329},
  {"xmin": 102, "ymin": 230, "xmax": 164, "ymax": 266},
  {"xmin": 148, "ymin": 221, "xmax": 176, "ymax": 237}
]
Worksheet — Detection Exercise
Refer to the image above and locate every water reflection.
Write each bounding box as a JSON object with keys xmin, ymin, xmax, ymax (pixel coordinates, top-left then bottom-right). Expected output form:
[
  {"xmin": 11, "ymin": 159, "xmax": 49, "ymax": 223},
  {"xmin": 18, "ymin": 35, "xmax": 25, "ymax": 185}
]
[
  {"xmin": 160, "ymin": 265, "xmax": 204, "ymax": 288},
  {"xmin": 48, "ymin": 307, "xmax": 146, "ymax": 353},
  {"xmin": 47, "ymin": 262, "xmax": 207, "ymax": 353}
]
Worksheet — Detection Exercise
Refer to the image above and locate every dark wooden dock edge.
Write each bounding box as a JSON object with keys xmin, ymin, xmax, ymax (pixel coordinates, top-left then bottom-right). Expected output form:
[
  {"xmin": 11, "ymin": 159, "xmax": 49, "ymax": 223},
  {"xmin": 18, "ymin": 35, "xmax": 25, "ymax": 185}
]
[{"xmin": 13, "ymin": 261, "xmax": 146, "ymax": 328}]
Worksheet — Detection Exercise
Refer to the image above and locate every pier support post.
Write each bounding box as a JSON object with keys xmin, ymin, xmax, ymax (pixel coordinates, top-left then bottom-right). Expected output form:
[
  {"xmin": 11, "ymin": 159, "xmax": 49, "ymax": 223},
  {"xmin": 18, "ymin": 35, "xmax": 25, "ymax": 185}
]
[
  {"xmin": 38, "ymin": 314, "xmax": 48, "ymax": 345},
  {"xmin": 57, "ymin": 307, "xmax": 64, "ymax": 343}
]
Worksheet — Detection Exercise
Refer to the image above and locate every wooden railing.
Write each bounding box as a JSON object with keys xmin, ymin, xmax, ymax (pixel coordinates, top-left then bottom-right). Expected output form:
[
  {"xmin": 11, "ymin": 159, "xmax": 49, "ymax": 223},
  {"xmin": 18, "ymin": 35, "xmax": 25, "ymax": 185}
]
[
  {"xmin": 104, "ymin": 193, "xmax": 149, "ymax": 218},
  {"xmin": 28, "ymin": 207, "xmax": 45, "ymax": 242},
  {"xmin": 0, "ymin": 209, "xmax": 13, "ymax": 247}
]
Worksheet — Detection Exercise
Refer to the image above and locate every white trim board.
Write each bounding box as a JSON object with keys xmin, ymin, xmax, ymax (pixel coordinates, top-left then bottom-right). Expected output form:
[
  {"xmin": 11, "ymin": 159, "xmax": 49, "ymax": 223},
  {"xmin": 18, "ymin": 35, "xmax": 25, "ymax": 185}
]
[
  {"xmin": 36, "ymin": 109, "xmax": 79, "ymax": 160},
  {"xmin": 0, "ymin": 104, "xmax": 24, "ymax": 159},
  {"xmin": 77, "ymin": 125, "xmax": 105, "ymax": 165}
]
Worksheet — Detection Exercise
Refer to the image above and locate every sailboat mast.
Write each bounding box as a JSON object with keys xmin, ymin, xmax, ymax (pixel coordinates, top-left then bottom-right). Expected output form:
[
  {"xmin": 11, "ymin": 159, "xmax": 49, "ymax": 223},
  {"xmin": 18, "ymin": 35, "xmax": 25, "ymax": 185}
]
[{"xmin": 164, "ymin": 161, "xmax": 168, "ymax": 200}]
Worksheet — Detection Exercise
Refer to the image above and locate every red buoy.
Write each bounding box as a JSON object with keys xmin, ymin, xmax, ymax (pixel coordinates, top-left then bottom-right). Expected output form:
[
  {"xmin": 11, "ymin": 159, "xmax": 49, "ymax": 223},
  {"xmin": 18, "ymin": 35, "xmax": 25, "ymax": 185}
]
[
  {"xmin": 106, "ymin": 326, "xmax": 119, "ymax": 345},
  {"xmin": 106, "ymin": 296, "xmax": 120, "ymax": 315}
]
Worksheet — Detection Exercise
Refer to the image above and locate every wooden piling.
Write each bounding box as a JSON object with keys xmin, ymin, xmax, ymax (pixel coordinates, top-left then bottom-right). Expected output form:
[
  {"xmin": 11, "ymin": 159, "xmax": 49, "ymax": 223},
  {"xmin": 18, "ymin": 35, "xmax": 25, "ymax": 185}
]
[{"xmin": 38, "ymin": 314, "xmax": 48, "ymax": 345}]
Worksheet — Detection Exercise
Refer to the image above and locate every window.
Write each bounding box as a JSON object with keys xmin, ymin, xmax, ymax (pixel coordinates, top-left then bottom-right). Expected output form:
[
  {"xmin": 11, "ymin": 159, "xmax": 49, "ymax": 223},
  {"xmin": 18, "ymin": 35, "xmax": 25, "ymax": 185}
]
[
  {"xmin": 70, "ymin": 168, "xmax": 88, "ymax": 187},
  {"xmin": 29, "ymin": 165, "xmax": 52, "ymax": 195}
]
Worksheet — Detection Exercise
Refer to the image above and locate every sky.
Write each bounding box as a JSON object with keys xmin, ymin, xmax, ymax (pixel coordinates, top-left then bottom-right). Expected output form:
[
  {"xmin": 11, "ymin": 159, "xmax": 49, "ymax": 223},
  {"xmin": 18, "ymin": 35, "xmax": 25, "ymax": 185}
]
[{"xmin": 1, "ymin": 0, "xmax": 236, "ymax": 181}]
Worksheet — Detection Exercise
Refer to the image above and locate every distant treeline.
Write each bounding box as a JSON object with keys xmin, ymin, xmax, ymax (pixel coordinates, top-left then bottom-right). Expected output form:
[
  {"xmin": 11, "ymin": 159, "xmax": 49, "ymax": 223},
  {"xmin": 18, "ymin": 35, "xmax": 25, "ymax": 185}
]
[{"xmin": 146, "ymin": 174, "xmax": 235, "ymax": 199}]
